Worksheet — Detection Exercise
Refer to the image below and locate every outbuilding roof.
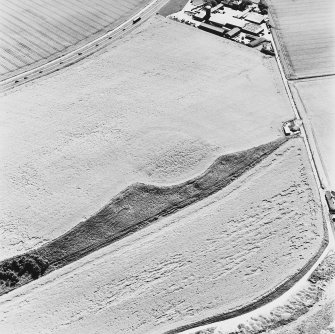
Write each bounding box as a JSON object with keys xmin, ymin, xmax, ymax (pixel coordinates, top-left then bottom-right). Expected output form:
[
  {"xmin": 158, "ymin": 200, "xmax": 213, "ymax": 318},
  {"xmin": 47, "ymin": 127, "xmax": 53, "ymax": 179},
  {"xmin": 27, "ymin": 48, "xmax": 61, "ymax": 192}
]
[
  {"xmin": 245, "ymin": 12, "xmax": 264, "ymax": 24},
  {"xmin": 243, "ymin": 22, "xmax": 263, "ymax": 35},
  {"xmin": 209, "ymin": 13, "xmax": 246, "ymax": 28},
  {"xmin": 198, "ymin": 22, "xmax": 226, "ymax": 36}
]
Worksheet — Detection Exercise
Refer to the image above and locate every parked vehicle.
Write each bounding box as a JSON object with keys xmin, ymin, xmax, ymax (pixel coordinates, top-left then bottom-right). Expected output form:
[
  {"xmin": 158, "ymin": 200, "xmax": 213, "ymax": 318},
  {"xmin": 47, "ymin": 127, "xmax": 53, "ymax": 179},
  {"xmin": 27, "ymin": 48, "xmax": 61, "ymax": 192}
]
[
  {"xmin": 325, "ymin": 191, "xmax": 335, "ymax": 214},
  {"xmin": 133, "ymin": 17, "xmax": 141, "ymax": 24},
  {"xmin": 261, "ymin": 42, "xmax": 275, "ymax": 56}
]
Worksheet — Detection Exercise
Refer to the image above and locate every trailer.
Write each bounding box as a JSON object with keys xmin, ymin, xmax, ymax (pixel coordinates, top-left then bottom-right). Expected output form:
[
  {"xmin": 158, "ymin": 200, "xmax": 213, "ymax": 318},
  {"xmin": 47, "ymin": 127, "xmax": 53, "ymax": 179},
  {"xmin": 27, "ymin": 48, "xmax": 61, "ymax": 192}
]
[
  {"xmin": 248, "ymin": 36, "xmax": 266, "ymax": 47},
  {"xmin": 132, "ymin": 17, "xmax": 141, "ymax": 24}
]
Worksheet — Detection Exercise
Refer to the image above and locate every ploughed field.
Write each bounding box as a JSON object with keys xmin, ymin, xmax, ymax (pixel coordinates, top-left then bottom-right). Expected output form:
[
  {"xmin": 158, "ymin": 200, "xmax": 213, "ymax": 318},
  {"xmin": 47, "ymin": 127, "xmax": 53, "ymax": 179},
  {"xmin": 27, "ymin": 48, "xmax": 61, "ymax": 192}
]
[
  {"xmin": 0, "ymin": 0, "xmax": 152, "ymax": 80},
  {"xmin": 290, "ymin": 76, "xmax": 335, "ymax": 189},
  {"xmin": 0, "ymin": 138, "xmax": 326, "ymax": 334},
  {"xmin": 267, "ymin": 0, "xmax": 335, "ymax": 79},
  {"xmin": 0, "ymin": 16, "xmax": 293, "ymax": 260},
  {"xmin": 192, "ymin": 251, "xmax": 335, "ymax": 334}
]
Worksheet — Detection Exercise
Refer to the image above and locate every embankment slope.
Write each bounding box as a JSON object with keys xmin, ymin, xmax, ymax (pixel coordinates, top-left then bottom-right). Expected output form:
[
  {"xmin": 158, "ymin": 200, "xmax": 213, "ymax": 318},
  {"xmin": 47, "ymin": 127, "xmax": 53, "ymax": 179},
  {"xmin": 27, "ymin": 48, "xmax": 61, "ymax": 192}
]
[
  {"xmin": 0, "ymin": 15, "xmax": 293, "ymax": 260},
  {"xmin": 0, "ymin": 138, "xmax": 326, "ymax": 334},
  {"xmin": 0, "ymin": 137, "xmax": 286, "ymax": 294}
]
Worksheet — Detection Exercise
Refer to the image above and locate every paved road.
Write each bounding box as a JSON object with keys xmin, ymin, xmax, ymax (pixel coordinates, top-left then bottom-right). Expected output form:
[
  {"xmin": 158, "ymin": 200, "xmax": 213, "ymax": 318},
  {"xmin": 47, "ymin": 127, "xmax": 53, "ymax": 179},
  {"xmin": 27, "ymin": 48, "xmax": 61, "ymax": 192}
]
[
  {"xmin": 0, "ymin": 0, "xmax": 169, "ymax": 92},
  {"xmin": 0, "ymin": 0, "xmax": 153, "ymax": 80}
]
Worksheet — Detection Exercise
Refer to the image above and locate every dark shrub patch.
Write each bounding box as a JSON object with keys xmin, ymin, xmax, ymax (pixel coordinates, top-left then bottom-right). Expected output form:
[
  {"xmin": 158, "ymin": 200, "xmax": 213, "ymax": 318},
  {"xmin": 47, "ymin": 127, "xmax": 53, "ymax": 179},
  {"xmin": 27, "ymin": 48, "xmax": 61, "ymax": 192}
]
[
  {"xmin": 0, "ymin": 270, "xmax": 19, "ymax": 286},
  {"xmin": 0, "ymin": 255, "xmax": 49, "ymax": 286}
]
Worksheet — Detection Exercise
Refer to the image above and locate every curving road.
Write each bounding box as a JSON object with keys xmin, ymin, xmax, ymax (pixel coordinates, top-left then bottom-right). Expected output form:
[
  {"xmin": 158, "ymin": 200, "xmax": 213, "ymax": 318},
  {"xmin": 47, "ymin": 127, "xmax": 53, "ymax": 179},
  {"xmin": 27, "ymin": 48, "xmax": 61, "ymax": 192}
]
[{"xmin": 0, "ymin": 0, "xmax": 169, "ymax": 92}]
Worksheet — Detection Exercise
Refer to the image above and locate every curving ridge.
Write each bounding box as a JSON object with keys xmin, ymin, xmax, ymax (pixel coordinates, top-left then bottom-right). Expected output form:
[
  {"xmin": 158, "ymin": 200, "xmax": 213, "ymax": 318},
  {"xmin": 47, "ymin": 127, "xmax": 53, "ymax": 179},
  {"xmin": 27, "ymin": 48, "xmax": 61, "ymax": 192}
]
[{"xmin": 0, "ymin": 137, "xmax": 287, "ymax": 294}]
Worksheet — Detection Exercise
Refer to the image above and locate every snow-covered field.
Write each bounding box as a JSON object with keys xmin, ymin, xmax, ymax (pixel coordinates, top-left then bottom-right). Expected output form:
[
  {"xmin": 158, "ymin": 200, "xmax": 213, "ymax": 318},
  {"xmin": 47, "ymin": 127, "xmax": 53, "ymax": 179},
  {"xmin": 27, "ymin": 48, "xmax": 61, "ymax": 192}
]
[
  {"xmin": 0, "ymin": 138, "xmax": 325, "ymax": 334},
  {"xmin": 0, "ymin": 16, "xmax": 293, "ymax": 260}
]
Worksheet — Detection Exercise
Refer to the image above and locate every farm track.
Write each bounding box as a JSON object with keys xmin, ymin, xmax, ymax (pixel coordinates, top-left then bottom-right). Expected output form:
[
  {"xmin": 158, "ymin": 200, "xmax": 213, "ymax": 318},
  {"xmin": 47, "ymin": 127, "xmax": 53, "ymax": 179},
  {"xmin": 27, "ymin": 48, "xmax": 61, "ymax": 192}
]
[
  {"xmin": 0, "ymin": 137, "xmax": 328, "ymax": 334},
  {"xmin": 165, "ymin": 2, "xmax": 334, "ymax": 333},
  {"xmin": 0, "ymin": 0, "xmax": 169, "ymax": 89},
  {"xmin": 268, "ymin": 0, "xmax": 334, "ymax": 189},
  {"xmin": 164, "ymin": 238, "xmax": 329, "ymax": 334}
]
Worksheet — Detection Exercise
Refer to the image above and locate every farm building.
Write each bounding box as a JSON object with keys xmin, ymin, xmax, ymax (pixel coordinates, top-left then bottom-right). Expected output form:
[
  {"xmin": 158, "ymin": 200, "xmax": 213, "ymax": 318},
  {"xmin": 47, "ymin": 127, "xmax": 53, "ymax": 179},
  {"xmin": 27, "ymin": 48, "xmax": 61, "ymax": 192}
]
[
  {"xmin": 193, "ymin": 11, "xmax": 207, "ymax": 21},
  {"xmin": 248, "ymin": 36, "xmax": 267, "ymax": 47},
  {"xmin": 226, "ymin": 27, "xmax": 241, "ymax": 38},
  {"xmin": 243, "ymin": 22, "xmax": 264, "ymax": 35},
  {"xmin": 221, "ymin": 0, "xmax": 234, "ymax": 7},
  {"xmin": 245, "ymin": 12, "xmax": 264, "ymax": 24},
  {"xmin": 211, "ymin": 4, "xmax": 223, "ymax": 12},
  {"xmin": 209, "ymin": 13, "xmax": 245, "ymax": 29},
  {"xmin": 209, "ymin": 13, "xmax": 227, "ymax": 27},
  {"xmin": 245, "ymin": 33, "xmax": 257, "ymax": 41},
  {"xmin": 221, "ymin": 0, "xmax": 249, "ymax": 11},
  {"xmin": 198, "ymin": 22, "xmax": 227, "ymax": 36},
  {"xmin": 225, "ymin": 16, "xmax": 246, "ymax": 28}
]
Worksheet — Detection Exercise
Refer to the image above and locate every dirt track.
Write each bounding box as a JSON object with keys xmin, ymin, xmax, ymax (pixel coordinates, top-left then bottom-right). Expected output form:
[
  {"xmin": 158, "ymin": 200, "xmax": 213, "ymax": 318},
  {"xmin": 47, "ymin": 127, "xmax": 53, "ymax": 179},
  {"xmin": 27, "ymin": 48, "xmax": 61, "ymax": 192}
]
[
  {"xmin": 290, "ymin": 76, "xmax": 335, "ymax": 190},
  {"xmin": 0, "ymin": 138, "xmax": 326, "ymax": 334}
]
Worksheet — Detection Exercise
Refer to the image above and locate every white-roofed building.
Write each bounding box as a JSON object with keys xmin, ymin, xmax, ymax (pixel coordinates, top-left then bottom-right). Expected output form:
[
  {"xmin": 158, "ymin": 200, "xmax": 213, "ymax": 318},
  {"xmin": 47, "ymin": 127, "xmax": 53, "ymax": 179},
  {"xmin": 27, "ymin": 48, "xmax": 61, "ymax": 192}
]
[
  {"xmin": 245, "ymin": 12, "xmax": 264, "ymax": 24},
  {"xmin": 209, "ymin": 13, "xmax": 246, "ymax": 28}
]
